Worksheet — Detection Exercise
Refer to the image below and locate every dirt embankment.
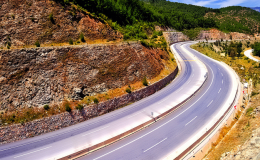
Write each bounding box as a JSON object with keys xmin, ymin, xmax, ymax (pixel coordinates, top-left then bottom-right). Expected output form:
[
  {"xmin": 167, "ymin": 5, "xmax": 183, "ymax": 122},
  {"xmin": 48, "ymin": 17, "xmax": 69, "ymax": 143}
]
[
  {"xmin": 0, "ymin": 42, "xmax": 170, "ymax": 111},
  {"xmin": 0, "ymin": 0, "xmax": 122, "ymax": 48}
]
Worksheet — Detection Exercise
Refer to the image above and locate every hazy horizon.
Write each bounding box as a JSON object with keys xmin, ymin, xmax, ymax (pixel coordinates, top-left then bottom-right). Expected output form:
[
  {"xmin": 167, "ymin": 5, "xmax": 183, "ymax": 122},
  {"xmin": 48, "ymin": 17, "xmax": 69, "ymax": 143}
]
[{"xmin": 169, "ymin": 0, "xmax": 259, "ymax": 9}]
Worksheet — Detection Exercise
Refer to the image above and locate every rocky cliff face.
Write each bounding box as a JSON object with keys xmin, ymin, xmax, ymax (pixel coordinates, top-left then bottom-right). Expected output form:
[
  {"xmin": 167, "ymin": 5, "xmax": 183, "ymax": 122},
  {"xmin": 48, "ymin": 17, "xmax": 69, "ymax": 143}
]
[
  {"xmin": 197, "ymin": 29, "xmax": 256, "ymax": 40},
  {"xmin": 0, "ymin": 0, "xmax": 122, "ymax": 48},
  {"xmin": 0, "ymin": 42, "xmax": 169, "ymax": 111},
  {"xmin": 163, "ymin": 32, "xmax": 189, "ymax": 44}
]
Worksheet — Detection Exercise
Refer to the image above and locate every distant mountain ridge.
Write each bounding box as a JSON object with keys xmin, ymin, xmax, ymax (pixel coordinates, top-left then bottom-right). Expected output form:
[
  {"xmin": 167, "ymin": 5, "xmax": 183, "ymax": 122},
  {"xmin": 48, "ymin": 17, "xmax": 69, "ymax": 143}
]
[{"xmin": 251, "ymin": 7, "xmax": 260, "ymax": 12}]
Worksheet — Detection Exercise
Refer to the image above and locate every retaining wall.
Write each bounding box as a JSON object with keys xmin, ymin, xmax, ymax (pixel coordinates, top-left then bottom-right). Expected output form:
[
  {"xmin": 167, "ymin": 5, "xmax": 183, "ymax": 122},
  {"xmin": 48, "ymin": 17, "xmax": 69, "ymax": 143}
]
[{"xmin": 0, "ymin": 66, "xmax": 178, "ymax": 144}]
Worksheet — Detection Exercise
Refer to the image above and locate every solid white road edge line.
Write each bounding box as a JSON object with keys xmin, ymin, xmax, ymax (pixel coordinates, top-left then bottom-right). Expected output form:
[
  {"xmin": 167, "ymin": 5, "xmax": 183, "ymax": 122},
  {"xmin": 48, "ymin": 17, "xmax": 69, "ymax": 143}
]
[{"xmin": 143, "ymin": 138, "xmax": 167, "ymax": 153}]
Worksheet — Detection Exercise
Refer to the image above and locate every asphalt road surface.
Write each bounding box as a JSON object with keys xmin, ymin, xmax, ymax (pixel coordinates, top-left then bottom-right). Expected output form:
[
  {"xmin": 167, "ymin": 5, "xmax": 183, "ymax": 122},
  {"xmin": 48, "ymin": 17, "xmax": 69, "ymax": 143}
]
[
  {"xmin": 76, "ymin": 42, "xmax": 235, "ymax": 160},
  {"xmin": 0, "ymin": 42, "xmax": 234, "ymax": 160}
]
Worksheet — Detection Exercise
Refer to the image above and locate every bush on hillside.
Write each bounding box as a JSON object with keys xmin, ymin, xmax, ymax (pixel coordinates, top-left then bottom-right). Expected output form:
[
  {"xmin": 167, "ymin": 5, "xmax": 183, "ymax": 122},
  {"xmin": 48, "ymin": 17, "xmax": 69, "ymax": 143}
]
[{"xmin": 142, "ymin": 76, "xmax": 148, "ymax": 86}]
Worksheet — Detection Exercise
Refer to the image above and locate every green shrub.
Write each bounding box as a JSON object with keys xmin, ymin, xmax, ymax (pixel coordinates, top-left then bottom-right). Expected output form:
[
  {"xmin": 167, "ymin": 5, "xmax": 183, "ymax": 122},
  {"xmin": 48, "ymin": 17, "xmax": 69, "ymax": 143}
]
[
  {"xmin": 65, "ymin": 103, "xmax": 72, "ymax": 112},
  {"xmin": 93, "ymin": 98, "xmax": 99, "ymax": 104},
  {"xmin": 126, "ymin": 88, "xmax": 131, "ymax": 94},
  {"xmin": 140, "ymin": 40, "xmax": 150, "ymax": 48},
  {"xmin": 35, "ymin": 40, "xmax": 40, "ymax": 47},
  {"xmin": 69, "ymin": 38, "xmax": 73, "ymax": 45},
  {"xmin": 43, "ymin": 105, "xmax": 50, "ymax": 110},
  {"xmin": 152, "ymin": 34, "xmax": 158, "ymax": 39},
  {"xmin": 11, "ymin": 14, "xmax": 15, "ymax": 19},
  {"xmin": 158, "ymin": 31, "xmax": 163, "ymax": 36},
  {"xmin": 138, "ymin": 32, "xmax": 148, "ymax": 39},
  {"xmin": 142, "ymin": 76, "xmax": 148, "ymax": 86},
  {"xmin": 7, "ymin": 45, "xmax": 10, "ymax": 49},
  {"xmin": 80, "ymin": 33, "xmax": 85, "ymax": 42},
  {"xmin": 246, "ymin": 107, "xmax": 253, "ymax": 116},
  {"xmin": 49, "ymin": 13, "xmax": 54, "ymax": 23},
  {"xmin": 76, "ymin": 104, "xmax": 84, "ymax": 110},
  {"xmin": 123, "ymin": 33, "xmax": 130, "ymax": 40},
  {"xmin": 251, "ymin": 91, "xmax": 259, "ymax": 97}
]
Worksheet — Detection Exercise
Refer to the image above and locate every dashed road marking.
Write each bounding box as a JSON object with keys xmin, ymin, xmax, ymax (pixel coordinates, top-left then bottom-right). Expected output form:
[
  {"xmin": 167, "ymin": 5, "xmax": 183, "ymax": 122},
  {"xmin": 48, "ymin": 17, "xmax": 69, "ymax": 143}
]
[
  {"xmin": 185, "ymin": 116, "xmax": 197, "ymax": 126},
  {"xmin": 143, "ymin": 138, "xmax": 167, "ymax": 152},
  {"xmin": 218, "ymin": 88, "xmax": 221, "ymax": 93},
  {"xmin": 207, "ymin": 100, "xmax": 213, "ymax": 107}
]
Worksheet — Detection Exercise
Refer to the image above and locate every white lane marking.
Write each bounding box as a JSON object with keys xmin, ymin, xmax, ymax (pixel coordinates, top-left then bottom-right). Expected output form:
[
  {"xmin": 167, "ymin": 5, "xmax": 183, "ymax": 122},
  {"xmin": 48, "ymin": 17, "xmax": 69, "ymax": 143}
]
[
  {"xmin": 187, "ymin": 79, "xmax": 191, "ymax": 84},
  {"xmin": 82, "ymin": 126, "xmax": 110, "ymax": 137},
  {"xmin": 185, "ymin": 116, "xmax": 197, "ymax": 126},
  {"xmin": 218, "ymin": 88, "xmax": 221, "ymax": 93},
  {"xmin": 14, "ymin": 146, "xmax": 52, "ymax": 158},
  {"xmin": 127, "ymin": 112, "xmax": 142, "ymax": 119},
  {"xmin": 222, "ymin": 80, "xmax": 223, "ymax": 84},
  {"xmin": 221, "ymin": 73, "xmax": 223, "ymax": 76},
  {"xmin": 93, "ymin": 60, "xmax": 215, "ymax": 160},
  {"xmin": 207, "ymin": 100, "xmax": 213, "ymax": 107},
  {"xmin": 143, "ymin": 138, "xmax": 167, "ymax": 152},
  {"xmin": 192, "ymin": 74, "xmax": 194, "ymax": 78}
]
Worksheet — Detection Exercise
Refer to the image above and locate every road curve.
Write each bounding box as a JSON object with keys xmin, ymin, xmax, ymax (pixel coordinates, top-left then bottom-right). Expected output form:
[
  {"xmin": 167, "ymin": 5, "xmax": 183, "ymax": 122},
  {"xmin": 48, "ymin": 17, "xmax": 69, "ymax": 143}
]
[
  {"xmin": 244, "ymin": 49, "xmax": 259, "ymax": 62},
  {"xmin": 75, "ymin": 42, "xmax": 238, "ymax": 160},
  {"xmin": 0, "ymin": 42, "xmax": 206, "ymax": 160}
]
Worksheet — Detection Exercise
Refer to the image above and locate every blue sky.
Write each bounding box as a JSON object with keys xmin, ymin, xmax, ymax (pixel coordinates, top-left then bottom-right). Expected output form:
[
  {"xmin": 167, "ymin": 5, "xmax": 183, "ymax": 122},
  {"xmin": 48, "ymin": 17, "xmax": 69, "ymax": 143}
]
[{"xmin": 169, "ymin": 0, "xmax": 259, "ymax": 8}]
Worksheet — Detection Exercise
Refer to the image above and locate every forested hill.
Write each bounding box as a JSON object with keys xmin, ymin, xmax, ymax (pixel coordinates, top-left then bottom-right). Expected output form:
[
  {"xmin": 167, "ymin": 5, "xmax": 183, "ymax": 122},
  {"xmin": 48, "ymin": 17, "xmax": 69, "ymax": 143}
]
[
  {"xmin": 57, "ymin": 0, "xmax": 260, "ymax": 39},
  {"xmin": 206, "ymin": 6, "xmax": 260, "ymax": 34}
]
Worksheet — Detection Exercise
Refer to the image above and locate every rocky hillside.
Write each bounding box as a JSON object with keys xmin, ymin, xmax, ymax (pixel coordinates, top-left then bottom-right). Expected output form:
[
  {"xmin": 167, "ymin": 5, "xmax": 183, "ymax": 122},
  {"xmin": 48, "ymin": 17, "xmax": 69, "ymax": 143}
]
[
  {"xmin": 0, "ymin": 0, "xmax": 122, "ymax": 48},
  {"xmin": 0, "ymin": 42, "xmax": 169, "ymax": 111},
  {"xmin": 197, "ymin": 29, "xmax": 258, "ymax": 40}
]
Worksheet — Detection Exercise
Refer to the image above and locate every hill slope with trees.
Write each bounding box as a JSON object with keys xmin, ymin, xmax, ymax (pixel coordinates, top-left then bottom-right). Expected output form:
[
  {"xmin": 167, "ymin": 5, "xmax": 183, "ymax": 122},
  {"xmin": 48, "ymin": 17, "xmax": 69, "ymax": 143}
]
[{"xmin": 57, "ymin": 0, "xmax": 260, "ymax": 40}]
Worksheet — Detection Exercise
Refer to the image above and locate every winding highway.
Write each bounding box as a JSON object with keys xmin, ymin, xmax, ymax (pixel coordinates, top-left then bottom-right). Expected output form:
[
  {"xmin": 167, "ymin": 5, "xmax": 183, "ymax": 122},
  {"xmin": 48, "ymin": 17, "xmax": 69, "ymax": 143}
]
[{"xmin": 0, "ymin": 41, "xmax": 238, "ymax": 160}]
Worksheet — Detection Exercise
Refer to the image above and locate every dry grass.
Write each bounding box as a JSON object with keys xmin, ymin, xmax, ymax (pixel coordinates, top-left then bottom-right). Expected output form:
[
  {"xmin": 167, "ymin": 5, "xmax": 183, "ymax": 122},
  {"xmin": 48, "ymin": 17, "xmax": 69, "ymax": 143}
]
[
  {"xmin": 204, "ymin": 94, "xmax": 260, "ymax": 160},
  {"xmin": 0, "ymin": 38, "xmax": 123, "ymax": 50}
]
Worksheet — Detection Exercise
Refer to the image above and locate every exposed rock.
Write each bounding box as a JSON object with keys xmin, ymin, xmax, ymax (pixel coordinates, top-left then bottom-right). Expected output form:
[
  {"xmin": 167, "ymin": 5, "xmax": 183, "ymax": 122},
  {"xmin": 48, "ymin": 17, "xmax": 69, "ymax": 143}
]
[
  {"xmin": 0, "ymin": 42, "xmax": 169, "ymax": 110},
  {"xmin": 0, "ymin": 0, "xmax": 122, "ymax": 47},
  {"xmin": 197, "ymin": 29, "xmax": 255, "ymax": 40},
  {"xmin": 0, "ymin": 66, "xmax": 179, "ymax": 144},
  {"xmin": 163, "ymin": 32, "xmax": 189, "ymax": 44},
  {"xmin": 219, "ymin": 127, "xmax": 260, "ymax": 160}
]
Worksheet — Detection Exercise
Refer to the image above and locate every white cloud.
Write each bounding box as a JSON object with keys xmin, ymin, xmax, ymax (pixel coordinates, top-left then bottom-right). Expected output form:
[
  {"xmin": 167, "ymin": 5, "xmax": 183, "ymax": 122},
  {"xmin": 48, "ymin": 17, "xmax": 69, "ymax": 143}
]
[{"xmin": 218, "ymin": 0, "xmax": 247, "ymax": 8}]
